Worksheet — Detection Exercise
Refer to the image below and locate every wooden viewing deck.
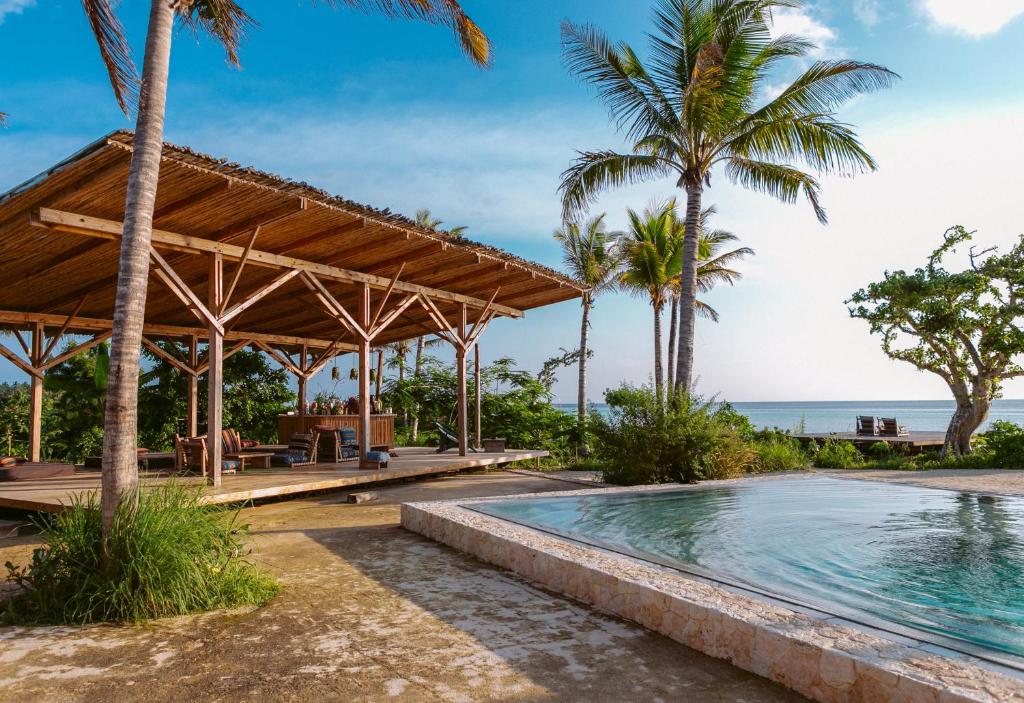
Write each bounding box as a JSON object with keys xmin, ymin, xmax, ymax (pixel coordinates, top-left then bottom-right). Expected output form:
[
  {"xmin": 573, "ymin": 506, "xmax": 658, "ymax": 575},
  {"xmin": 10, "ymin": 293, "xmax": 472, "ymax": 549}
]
[
  {"xmin": 793, "ymin": 431, "xmax": 947, "ymax": 449},
  {"xmin": 0, "ymin": 447, "xmax": 548, "ymax": 514}
]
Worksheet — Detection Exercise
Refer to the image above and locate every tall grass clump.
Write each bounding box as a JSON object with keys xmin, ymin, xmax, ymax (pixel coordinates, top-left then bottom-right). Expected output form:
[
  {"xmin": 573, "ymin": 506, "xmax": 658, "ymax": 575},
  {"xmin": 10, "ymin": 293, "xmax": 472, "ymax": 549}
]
[
  {"xmin": 811, "ymin": 439, "xmax": 864, "ymax": 469},
  {"xmin": 4, "ymin": 483, "xmax": 279, "ymax": 624},
  {"xmin": 594, "ymin": 385, "xmax": 753, "ymax": 484},
  {"xmin": 750, "ymin": 431, "xmax": 809, "ymax": 473}
]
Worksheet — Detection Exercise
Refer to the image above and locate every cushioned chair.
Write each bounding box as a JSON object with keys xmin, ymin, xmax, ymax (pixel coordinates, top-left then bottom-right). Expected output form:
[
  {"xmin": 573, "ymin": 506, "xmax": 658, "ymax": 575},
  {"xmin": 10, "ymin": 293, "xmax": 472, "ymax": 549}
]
[
  {"xmin": 272, "ymin": 432, "xmax": 320, "ymax": 468},
  {"xmin": 316, "ymin": 426, "xmax": 359, "ymax": 463},
  {"xmin": 175, "ymin": 436, "xmax": 240, "ymax": 477},
  {"xmin": 222, "ymin": 428, "xmax": 259, "ymax": 455}
]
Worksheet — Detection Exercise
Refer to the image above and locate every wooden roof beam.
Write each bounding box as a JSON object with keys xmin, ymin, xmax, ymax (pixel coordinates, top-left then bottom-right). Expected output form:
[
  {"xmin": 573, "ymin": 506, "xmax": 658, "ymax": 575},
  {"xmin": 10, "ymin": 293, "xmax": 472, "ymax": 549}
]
[
  {"xmin": 33, "ymin": 208, "xmax": 525, "ymax": 318},
  {"xmin": 0, "ymin": 309, "xmax": 351, "ymax": 351},
  {"xmin": 153, "ymin": 179, "xmax": 231, "ymax": 221}
]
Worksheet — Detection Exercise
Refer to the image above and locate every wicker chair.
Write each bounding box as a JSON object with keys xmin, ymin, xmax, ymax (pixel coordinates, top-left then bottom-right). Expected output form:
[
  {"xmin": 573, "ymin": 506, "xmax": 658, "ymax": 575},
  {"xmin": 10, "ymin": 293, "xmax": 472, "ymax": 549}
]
[{"xmin": 175, "ymin": 435, "xmax": 241, "ymax": 477}]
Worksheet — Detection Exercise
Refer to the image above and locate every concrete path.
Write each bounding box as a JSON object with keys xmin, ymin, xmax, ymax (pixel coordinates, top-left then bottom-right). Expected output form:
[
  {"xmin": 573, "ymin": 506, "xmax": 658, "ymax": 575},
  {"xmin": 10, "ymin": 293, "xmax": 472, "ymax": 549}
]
[{"xmin": 0, "ymin": 472, "xmax": 804, "ymax": 702}]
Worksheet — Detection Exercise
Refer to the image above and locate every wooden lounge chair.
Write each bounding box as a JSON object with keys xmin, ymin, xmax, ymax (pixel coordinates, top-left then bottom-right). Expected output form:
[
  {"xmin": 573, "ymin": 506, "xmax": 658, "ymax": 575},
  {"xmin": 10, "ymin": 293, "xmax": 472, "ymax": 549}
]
[
  {"xmin": 435, "ymin": 422, "xmax": 478, "ymax": 454},
  {"xmin": 315, "ymin": 425, "xmax": 359, "ymax": 463},
  {"xmin": 878, "ymin": 418, "xmax": 909, "ymax": 437},
  {"xmin": 175, "ymin": 436, "xmax": 240, "ymax": 477},
  {"xmin": 271, "ymin": 432, "xmax": 320, "ymax": 468},
  {"xmin": 856, "ymin": 416, "xmax": 878, "ymax": 436}
]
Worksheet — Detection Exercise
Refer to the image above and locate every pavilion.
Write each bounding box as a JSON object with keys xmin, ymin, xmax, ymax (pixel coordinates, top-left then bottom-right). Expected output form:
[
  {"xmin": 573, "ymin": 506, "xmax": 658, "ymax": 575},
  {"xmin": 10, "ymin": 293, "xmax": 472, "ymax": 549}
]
[{"xmin": 0, "ymin": 131, "xmax": 583, "ymax": 485}]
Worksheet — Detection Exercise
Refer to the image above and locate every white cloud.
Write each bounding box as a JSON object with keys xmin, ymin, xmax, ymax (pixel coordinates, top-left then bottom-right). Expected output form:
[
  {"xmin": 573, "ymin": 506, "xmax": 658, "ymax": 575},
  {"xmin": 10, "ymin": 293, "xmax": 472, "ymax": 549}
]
[
  {"xmin": 0, "ymin": 0, "xmax": 34, "ymax": 25},
  {"xmin": 768, "ymin": 6, "xmax": 837, "ymax": 57},
  {"xmin": 852, "ymin": 0, "xmax": 881, "ymax": 27},
  {"xmin": 916, "ymin": 0, "xmax": 1024, "ymax": 37}
]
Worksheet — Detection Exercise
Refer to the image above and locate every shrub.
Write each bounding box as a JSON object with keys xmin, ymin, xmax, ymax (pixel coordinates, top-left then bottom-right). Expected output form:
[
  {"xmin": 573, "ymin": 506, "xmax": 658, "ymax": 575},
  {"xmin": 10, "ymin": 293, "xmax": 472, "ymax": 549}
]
[
  {"xmin": 4, "ymin": 484, "xmax": 279, "ymax": 624},
  {"xmin": 812, "ymin": 439, "xmax": 864, "ymax": 469},
  {"xmin": 867, "ymin": 441, "xmax": 893, "ymax": 459},
  {"xmin": 979, "ymin": 421, "xmax": 1024, "ymax": 469},
  {"xmin": 750, "ymin": 431, "xmax": 809, "ymax": 473},
  {"xmin": 594, "ymin": 385, "xmax": 753, "ymax": 485}
]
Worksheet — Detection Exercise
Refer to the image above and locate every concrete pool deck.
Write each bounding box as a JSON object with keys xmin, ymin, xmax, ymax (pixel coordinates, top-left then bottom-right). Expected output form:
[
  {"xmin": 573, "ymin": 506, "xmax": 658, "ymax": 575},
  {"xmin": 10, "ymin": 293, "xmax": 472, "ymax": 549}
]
[
  {"xmin": 0, "ymin": 472, "xmax": 804, "ymax": 702},
  {"xmin": 402, "ymin": 474, "xmax": 1024, "ymax": 703}
]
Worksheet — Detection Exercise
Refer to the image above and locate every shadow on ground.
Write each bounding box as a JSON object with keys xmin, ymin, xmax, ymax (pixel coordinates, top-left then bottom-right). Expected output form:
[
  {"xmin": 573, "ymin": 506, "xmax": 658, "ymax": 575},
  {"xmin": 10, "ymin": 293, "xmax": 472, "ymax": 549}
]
[{"xmin": 0, "ymin": 471, "xmax": 805, "ymax": 702}]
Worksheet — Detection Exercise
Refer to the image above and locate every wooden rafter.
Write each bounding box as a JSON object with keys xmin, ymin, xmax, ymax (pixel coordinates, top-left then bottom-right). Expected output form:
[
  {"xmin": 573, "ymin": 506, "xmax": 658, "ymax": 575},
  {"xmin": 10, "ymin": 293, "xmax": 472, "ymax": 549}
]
[
  {"xmin": 0, "ymin": 341, "xmax": 41, "ymax": 378},
  {"xmin": 221, "ymin": 224, "xmax": 262, "ymax": 313},
  {"xmin": 219, "ymin": 269, "xmax": 300, "ymax": 324},
  {"xmin": 253, "ymin": 341, "xmax": 302, "ymax": 376},
  {"xmin": 41, "ymin": 296, "xmax": 89, "ymax": 362},
  {"xmin": 0, "ymin": 310, "xmax": 352, "ymax": 351},
  {"xmin": 300, "ymin": 272, "xmax": 368, "ymax": 341},
  {"xmin": 141, "ymin": 335, "xmax": 196, "ymax": 376},
  {"xmin": 37, "ymin": 331, "xmax": 112, "ymax": 373},
  {"xmin": 33, "ymin": 208, "xmax": 525, "ymax": 318},
  {"xmin": 149, "ymin": 247, "xmax": 225, "ymax": 335},
  {"xmin": 369, "ymin": 263, "xmax": 406, "ymax": 330},
  {"xmin": 370, "ymin": 294, "xmax": 419, "ymax": 340}
]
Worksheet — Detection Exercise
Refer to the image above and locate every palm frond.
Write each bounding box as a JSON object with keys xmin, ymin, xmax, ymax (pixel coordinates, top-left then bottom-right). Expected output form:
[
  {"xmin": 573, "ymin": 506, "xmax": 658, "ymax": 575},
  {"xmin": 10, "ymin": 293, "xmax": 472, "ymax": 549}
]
[
  {"xmin": 725, "ymin": 156, "xmax": 825, "ymax": 223},
  {"xmin": 746, "ymin": 59, "xmax": 899, "ymax": 122},
  {"xmin": 560, "ymin": 150, "xmax": 674, "ymax": 220},
  {"xmin": 727, "ymin": 112, "xmax": 878, "ymax": 175},
  {"xmin": 415, "ymin": 208, "xmax": 443, "ymax": 230},
  {"xmin": 81, "ymin": 0, "xmax": 138, "ymax": 115},
  {"xmin": 176, "ymin": 0, "xmax": 256, "ymax": 67},
  {"xmin": 561, "ymin": 21, "xmax": 680, "ymax": 141},
  {"xmin": 695, "ymin": 299, "xmax": 720, "ymax": 322},
  {"xmin": 0, "ymin": 112, "xmax": 7, "ymax": 127},
  {"xmin": 332, "ymin": 0, "xmax": 490, "ymax": 66}
]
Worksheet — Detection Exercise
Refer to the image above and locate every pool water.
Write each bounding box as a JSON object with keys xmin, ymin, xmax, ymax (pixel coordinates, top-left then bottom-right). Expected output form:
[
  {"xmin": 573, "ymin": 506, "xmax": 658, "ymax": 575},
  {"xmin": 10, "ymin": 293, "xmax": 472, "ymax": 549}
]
[{"xmin": 470, "ymin": 478, "xmax": 1024, "ymax": 662}]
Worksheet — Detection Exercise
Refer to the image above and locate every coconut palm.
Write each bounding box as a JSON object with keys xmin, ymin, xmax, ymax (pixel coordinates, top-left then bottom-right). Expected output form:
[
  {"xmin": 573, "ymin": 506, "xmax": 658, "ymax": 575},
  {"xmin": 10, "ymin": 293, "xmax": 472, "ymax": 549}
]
[
  {"xmin": 84, "ymin": 0, "xmax": 491, "ymax": 531},
  {"xmin": 665, "ymin": 204, "xmax": 753, "ymax": 387},
  {"xmin": 560, "ymin": 0, "xmax": 897, "ymax": 393},
  {"xmin": 619, "ymin": 202, "xmax": 684, "ymax": 403},
  {"xmin": 553, "ymin": 213, "xmax": 621, "ymax": 438}
]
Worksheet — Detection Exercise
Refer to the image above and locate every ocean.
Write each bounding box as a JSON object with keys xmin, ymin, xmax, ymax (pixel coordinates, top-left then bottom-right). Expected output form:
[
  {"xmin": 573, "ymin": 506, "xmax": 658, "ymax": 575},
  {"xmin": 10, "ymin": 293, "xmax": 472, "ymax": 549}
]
[{"xmin": 556, "ymin": 399, "xmax": 1024, "ymax": 434}]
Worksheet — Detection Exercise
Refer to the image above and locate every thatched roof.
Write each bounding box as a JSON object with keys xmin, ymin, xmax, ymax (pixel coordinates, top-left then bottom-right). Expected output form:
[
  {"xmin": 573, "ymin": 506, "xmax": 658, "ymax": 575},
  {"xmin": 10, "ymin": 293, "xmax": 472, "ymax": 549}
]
[{"xmin": 0, "ymin": 131, "xmax": 583, "ymax": 349}]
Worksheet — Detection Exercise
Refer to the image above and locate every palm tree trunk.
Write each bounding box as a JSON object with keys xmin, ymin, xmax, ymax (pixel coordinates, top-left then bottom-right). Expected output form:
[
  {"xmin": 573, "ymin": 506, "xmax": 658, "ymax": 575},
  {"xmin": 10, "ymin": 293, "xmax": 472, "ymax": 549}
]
[
  {"xmin": 577, "ymin": 296, "xmax": 590, "ymax": 453},
  {"xmin": 675, "ymin": 183, "xmax": 703, "ymax": 393},
  {"xmin": 100, "ymin": 0, "xmax": 174, "ymax": 535},
  {"xmin": 411, "ymin": 335, "xmax": 426, "ymax": 441},
  {"xmin": 667, "ymin": 294, "xmax": 678, "ymax": 392},
  {"xmin": 653, "ymin": 302, "xmax": 664, "ymax": 405}
]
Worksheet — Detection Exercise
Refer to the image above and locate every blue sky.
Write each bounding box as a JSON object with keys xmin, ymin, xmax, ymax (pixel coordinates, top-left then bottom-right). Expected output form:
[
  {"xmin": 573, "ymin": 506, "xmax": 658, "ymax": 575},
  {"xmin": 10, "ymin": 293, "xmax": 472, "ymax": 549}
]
[{"xmin": 2, "ymin": 0, "xmax": 1024, "ymax": 403}]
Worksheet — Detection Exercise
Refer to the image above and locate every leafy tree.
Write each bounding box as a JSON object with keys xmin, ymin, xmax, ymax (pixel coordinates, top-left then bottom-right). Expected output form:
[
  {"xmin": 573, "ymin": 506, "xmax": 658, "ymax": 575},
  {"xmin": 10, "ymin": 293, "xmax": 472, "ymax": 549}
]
[
  {"xmin": 848, "ymin": 226, "xmax": 1024, "ymax": 456},
  {"xmin": 43, "ymin": 342, "xmax": 115, "ymax": 462},
  {"xmin": 83, "ymin": 0, "xmax": 491, "ymax": 531},
  {"xmin": 560, "ymin": 0, "xmax": 896, "ymax": 392},
  {"xmin": 0, "ymin": 383, "xmax": 31, "ymax": 457},
  {"xmin": 553, "ymin": 213, "xmax": 621, "ymax": 441}
]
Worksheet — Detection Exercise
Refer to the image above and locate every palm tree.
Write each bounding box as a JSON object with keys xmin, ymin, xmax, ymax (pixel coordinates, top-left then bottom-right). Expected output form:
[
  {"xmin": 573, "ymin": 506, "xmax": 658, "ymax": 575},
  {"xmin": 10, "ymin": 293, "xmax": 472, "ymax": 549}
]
[
  {"xmin": 560, "ymin": 0, "xmax": 897, "ymax": 393},
  {"xmin": 553, "ymin": 213, "xmax": 620, "ymax": 440},
  {"xmin": 665, "ymin": 205, "xmax": 753, "ymax": 388},
  {"xmin": 84, "ymin": 1, "xmax": 491, "ymax": 531},
  {"xmin": 619, "ymin": 201, "xmax": 683, "ymax": 403}
]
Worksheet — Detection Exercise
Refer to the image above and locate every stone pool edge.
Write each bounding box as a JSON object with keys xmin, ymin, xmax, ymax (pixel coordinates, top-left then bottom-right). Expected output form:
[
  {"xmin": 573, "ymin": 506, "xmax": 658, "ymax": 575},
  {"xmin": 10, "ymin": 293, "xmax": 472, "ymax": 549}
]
[{"xmin": 400, "ymin": 482, "xmax": 1024, "ymax": 703}]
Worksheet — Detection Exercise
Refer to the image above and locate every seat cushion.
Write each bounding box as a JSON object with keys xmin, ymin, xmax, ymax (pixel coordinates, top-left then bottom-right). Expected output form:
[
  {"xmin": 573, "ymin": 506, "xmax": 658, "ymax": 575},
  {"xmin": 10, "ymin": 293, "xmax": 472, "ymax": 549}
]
[
  {"xmin": 271, "ymin": 453, "xmax": 309, "ymax": 467},
  {"xmin": 366, "ymin": 450, "xmax": 389, "ymax": 464},
  {"xmin": 222, "ymin": 459, "xmax": 240, "ymax": 471}
]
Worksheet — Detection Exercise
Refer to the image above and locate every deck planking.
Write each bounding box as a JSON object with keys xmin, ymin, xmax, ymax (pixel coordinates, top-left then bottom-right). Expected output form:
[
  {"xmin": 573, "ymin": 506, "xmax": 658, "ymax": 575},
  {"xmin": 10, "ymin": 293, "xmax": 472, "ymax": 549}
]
[{"xmin": 0, "ymin": 447, "xmax": 548, "ymax": 513}]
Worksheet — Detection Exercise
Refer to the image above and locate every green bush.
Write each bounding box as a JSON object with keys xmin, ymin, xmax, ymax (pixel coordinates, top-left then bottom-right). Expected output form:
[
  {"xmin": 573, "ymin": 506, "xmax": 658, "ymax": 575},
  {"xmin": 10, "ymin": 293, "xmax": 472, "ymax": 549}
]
[
  {"xmin": 979, "ymin": 421, "xmax": 1024, "ymax": 469},
  {"xmin": 4, "ymin": 484, "xmax": 279, "ymax": 624},
  {"xmin": 750, "ymin": 431, "xmax": 809, "ymax": 473},
  {"xmin": 594, "ymin": 386, "xmax": 753, "ymax": 485},
  {"xmin": 812, "ymin": 439, "xmax": 864, "ymax": 469}
]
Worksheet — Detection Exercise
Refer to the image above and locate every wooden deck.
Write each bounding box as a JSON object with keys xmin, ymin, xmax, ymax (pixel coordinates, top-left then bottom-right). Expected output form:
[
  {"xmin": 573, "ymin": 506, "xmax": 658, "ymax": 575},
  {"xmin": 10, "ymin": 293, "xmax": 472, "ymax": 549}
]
[
  {"xmin": 0, "ymin": 447, "xmax": 548, "ymax": 513},
  {"xmin": 793, "ymin": 431, "xmax": 947, "ymax": 448}
]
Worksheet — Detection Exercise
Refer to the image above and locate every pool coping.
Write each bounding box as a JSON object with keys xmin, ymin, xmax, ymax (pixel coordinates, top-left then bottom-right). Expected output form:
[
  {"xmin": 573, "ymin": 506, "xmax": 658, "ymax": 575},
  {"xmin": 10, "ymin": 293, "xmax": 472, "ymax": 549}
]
[{"xmin": 401, "ymin": 476, "xmax": 1024, "ymax": 703}]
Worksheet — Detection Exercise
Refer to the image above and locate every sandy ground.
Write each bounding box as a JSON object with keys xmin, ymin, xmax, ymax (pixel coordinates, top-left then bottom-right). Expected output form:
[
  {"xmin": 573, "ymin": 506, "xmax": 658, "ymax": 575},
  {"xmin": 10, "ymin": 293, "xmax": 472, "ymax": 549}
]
[
  {"xmin": 0, "ymin": 471, "xmax": 805, "ymax": 703},
  {"xmin": 821, "ymin": 467, "xmax": 1024, "ymax": 496}
]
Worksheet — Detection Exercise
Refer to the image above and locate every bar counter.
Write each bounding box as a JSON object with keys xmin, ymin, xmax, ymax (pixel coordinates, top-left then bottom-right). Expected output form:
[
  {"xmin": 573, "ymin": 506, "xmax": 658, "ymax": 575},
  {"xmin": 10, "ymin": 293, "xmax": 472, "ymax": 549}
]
[{"xmin": 276, "ymin": 414, "xmax": 395, "ymax": 448}]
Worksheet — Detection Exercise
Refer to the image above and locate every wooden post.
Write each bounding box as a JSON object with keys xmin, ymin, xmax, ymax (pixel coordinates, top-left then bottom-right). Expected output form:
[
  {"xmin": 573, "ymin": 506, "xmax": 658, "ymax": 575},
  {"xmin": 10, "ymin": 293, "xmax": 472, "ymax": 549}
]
[
  {"xmin": 186, "ymin": 334, "xmax": 198, "ymax": 436},
  {"xmin": 474, "ymin": 343, "xmax": 481, "ymax": 450},
  {"xmin": 358, "ymin": 283, "xmax": 372, "ymax": 465},
  {"xmin": 457, "ymin": 303, "xmax": 468, "ymax": 457},
  {"xmin": 206, "ymin": 253, "xmax": 224, "ymax": 486},
  {"xmin": 296, "ymin": 344, "xmax": 308, "ymax": 414},
  {"xmin": 29, "ymin": 322, "xmax": 44, "ymax": 462},
  {"xmin": 375, "ymin": 349, "xmax": 384, "ymax": 398}
]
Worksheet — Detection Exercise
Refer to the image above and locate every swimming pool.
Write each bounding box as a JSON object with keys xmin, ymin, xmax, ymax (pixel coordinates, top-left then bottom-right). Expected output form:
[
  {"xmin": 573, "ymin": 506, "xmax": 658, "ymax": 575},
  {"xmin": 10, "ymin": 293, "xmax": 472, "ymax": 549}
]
[{"xmin": 469, "ymin": 477, "xmax": 1024, "ymax": 665}]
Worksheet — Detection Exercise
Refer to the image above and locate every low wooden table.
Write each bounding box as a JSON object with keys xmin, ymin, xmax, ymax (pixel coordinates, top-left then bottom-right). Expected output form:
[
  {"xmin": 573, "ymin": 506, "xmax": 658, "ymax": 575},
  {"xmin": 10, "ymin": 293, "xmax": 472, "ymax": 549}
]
[{"xmin": 226, "ymin": 452, "xmax": 274, "ymax": 471}]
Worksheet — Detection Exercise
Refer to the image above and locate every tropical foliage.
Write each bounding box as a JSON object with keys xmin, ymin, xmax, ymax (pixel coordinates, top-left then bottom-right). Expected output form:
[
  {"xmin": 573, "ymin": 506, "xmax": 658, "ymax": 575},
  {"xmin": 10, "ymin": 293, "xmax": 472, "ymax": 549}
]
[
  {"xmin": 848, "ymin": 226, "xmax": 1024, "ymax": 456},
  {"xmin": 560, "ymin": 0, "xmax": 897, "ymax": 391},
  {"xmin": 4, "ymin": 484, "xmax": 278, "ymax": 624}
]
